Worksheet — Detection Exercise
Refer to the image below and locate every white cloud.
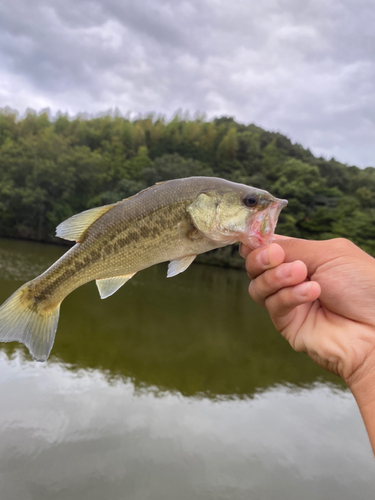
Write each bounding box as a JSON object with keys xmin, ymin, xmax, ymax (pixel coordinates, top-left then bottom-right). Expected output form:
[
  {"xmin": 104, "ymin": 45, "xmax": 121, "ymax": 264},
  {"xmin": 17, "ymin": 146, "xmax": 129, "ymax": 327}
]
[{"xmin": 0, "ymin": 0, "xmax": 374, "ymax": 166}]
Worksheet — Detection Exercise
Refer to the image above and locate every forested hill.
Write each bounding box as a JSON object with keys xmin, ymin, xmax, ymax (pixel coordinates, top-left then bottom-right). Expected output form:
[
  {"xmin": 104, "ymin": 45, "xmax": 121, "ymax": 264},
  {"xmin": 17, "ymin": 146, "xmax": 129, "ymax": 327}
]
[{"xmin": 1, "ymin": 109, "xmax": 375, "ymax": 268}]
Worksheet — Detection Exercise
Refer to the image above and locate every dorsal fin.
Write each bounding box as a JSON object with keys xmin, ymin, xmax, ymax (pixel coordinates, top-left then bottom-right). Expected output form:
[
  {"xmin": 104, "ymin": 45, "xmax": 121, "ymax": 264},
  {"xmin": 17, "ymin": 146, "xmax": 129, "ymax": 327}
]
[{"xmin": 56, "ymin": 204, "xmax": 115, "ymax": 242}]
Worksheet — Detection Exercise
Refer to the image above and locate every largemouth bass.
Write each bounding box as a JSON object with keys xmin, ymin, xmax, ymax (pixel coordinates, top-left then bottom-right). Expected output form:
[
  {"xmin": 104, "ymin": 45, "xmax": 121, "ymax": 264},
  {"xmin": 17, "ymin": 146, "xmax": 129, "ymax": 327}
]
[{"xmin": 0, "ymin": 177, "xmax": 287, "ymax": 361}]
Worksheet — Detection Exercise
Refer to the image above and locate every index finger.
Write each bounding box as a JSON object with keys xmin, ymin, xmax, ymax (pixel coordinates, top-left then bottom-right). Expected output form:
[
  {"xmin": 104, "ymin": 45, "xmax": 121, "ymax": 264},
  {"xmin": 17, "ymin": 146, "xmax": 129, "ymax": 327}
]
[
  {"xmin": 239, "ymin": 235, "xmax": 293, "ymax": 259},
  {"xmin": 245, "ymin": 243, "xmax": 286, "ymax": 279}
]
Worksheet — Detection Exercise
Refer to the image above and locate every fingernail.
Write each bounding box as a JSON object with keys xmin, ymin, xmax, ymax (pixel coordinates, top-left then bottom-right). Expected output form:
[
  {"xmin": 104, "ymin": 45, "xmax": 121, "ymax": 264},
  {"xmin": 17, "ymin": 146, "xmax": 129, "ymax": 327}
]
[
  {"xmin": 258, "ymin": 248, "xmax": 269, "ymax": 267},
  {"xmin": 294, "ymin": 282, "xmax": 312, "ymax": 297},
  {"xmin": 278, "ymin": 262, "xmax": 293, "ymax": 278}
]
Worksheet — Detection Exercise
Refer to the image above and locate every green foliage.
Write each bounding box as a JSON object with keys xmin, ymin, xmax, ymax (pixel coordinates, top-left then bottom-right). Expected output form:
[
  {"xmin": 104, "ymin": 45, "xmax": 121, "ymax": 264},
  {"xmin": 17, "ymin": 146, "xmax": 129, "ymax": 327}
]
[
  {"xmin": 0, "ymin": 109, "xmax": 374, "ymax": 264},
  {"xmin": 216, "ymin": 127, "xmax": 238, "ymax": 162}
]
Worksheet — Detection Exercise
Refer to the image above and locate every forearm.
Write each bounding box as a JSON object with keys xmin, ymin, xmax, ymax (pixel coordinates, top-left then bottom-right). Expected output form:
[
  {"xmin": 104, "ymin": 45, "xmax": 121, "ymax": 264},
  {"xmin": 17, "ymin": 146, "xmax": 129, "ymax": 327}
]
[{"xmin": 347, "ymin": 358, "xmax": 375, "ymax": 456}]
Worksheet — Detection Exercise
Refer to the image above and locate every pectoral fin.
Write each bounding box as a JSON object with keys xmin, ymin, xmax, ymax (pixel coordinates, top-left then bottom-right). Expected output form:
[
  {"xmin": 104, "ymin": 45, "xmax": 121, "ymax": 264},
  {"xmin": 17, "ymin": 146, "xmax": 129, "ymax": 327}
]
[
  {"xmin": 167, "ymin": 255, "xmax": 196, "ymax": 278},
  {"xmin": 177, "ymin": 221, "xmax": 202, "ymax": 241},
  {"xmin": 96, "ymin": 273, "xmax": 136, "ymax": 299}
]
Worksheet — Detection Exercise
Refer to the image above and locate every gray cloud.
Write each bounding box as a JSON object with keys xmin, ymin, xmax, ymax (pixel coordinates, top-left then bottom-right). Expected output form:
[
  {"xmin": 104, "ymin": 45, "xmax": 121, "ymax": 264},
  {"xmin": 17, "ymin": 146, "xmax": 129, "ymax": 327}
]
[{"xmin": 0, "ymin": 0, "xmax": 374, "ymax": 167}]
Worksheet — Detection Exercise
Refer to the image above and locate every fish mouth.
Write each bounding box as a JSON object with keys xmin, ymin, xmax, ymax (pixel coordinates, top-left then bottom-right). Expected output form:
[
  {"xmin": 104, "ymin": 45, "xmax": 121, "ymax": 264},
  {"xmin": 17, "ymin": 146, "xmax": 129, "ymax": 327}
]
[
  {"xmin": 245, "ymin": 197, "xmax": 288, "ymax": 248},
  {"xmin": 265, "ymin": 198, "xmax": 288, "ymax": 235}
]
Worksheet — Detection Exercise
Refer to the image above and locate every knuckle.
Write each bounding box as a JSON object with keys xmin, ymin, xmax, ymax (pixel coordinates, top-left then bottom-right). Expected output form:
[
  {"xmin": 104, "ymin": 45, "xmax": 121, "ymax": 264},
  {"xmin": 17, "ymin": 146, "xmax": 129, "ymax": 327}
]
[
  {"xmin": 265, "ymin": 287, "xmax": 291, "ymax": 315},
  {"xmin": 258, "ymin": 269, "xmax": 276, "ymax": 293},
  {"xmin": 331, "ymin": 238, "xmax": 355, "ymax": 252},
  {"xmin": 248, "ymin": 280, "xmax": 264, "ymax": 305},
  {"xmin": 245, "ymin": 253, "xmax": 259, "ymax": 278},
  {"xmin": 264, "ymin": 293, "xmax": 275, "ymax": 311},
  {"xmin": 262, "ymin": 267, "xmax": 277, "ymax": 289}
]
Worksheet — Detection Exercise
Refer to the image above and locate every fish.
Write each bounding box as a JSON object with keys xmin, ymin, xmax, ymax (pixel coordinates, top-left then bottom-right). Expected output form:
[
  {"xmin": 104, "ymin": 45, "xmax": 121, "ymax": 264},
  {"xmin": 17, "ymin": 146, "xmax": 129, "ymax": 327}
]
[{"xmin": 0, "ymin": 177, "xmax": 287, "ymax": 362}]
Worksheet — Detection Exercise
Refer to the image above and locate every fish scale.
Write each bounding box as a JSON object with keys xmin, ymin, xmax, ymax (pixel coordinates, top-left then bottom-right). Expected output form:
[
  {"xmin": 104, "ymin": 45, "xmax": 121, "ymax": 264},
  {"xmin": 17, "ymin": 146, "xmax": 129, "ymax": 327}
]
[{"xmin": 0, "ymin": 176, "xmax": 287, "ymax": 361}]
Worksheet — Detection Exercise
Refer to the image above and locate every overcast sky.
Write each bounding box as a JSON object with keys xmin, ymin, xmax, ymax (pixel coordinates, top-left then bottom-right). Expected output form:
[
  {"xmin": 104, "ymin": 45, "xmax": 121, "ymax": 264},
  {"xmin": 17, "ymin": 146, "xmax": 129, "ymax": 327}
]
[{"xmin": 0, "ymin": 0, "xmax": 374, "ymax": 167}]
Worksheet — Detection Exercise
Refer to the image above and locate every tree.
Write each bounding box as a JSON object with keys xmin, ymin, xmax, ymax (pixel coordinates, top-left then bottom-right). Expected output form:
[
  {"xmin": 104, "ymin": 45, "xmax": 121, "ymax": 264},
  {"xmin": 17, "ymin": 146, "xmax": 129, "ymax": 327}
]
[{"xmin": 0, "ymin": 110, "xmax": 374, "ymax": 261}]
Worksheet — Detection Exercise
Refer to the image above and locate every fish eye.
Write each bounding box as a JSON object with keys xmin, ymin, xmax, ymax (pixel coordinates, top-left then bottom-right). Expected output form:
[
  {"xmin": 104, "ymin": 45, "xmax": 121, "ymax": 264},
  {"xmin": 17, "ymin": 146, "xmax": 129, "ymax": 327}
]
[{"xmin": 243, "ymin": 194, "xmax": 258, "ymax": 208}]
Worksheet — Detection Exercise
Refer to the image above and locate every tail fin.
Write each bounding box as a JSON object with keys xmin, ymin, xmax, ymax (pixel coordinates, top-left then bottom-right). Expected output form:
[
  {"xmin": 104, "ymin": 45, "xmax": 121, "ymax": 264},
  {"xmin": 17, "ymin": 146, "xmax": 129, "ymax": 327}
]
[{"xmin": 0, "ymin": 283, "xmax": 60, "ymax": 362}]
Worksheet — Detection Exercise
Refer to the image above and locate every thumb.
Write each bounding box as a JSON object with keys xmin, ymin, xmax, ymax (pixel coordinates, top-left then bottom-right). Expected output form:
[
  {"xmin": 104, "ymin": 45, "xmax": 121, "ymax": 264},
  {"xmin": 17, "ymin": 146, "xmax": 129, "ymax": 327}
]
[
  {"xmin": 274, "ymin": 237, "xmax": 372, "ymax": 278},
  {"xmin": 273, "ymin": 237, "xmax": 338, "ymax": 276}
]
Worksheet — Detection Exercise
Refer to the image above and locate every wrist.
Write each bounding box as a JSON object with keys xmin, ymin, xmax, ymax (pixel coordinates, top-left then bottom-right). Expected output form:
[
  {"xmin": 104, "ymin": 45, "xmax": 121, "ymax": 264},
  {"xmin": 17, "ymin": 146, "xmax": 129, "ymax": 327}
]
[
  {"xmin": 348, "ymin": 360, "xmax": 375, "ymax": 406},
  {"xmin": 346, "ymin": 350, "xmax": 375, "ymax": 454},
  {"xmin": 346, "ymin": 345, "xmax": 375, "ymax": 395}
]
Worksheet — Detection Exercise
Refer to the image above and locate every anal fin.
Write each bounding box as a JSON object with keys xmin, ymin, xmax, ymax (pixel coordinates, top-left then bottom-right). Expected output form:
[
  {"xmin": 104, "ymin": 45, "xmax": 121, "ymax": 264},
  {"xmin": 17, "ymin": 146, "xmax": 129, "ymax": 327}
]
[
  {"xmin": 96, "ymin": 273, "xmax": 136, "ymax": 299},
  {"xmin": 167, "ymin": 255, "xmax": 196, "ymax": 278}
]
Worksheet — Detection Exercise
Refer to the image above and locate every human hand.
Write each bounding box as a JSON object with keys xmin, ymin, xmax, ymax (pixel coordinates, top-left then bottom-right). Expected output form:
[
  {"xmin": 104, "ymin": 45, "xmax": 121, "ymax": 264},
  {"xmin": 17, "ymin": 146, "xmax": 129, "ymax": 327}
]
[{"xmin": 241, "ymin": 238, "xmax": 375, "ymax": 386}]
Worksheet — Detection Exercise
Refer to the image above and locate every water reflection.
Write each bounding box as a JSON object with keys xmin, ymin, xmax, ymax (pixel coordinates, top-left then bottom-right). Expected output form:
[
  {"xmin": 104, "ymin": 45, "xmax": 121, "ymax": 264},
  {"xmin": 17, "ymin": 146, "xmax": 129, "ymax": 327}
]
[
  {"xmin": 0, "ymin": 353, "xmax": 373, "ymax": 500},
  {"xmin": 0, "ymin": 238, "xmax": 345, "ymax": 397},
  {"xmin": 0, "ymin": 237, "xmax": 63, "ymax": 281}
]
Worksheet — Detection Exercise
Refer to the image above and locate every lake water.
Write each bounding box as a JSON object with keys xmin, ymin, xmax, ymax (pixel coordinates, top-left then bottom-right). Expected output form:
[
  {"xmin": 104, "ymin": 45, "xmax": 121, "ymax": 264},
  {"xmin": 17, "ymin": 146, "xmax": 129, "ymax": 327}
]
[{"xmin": 0, "ymin": 237, "xmax": 373, "ymax": 499}]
